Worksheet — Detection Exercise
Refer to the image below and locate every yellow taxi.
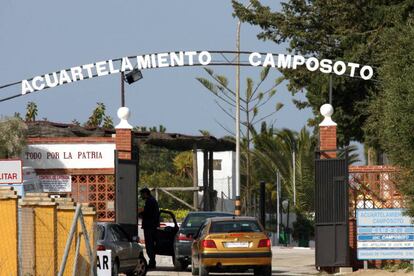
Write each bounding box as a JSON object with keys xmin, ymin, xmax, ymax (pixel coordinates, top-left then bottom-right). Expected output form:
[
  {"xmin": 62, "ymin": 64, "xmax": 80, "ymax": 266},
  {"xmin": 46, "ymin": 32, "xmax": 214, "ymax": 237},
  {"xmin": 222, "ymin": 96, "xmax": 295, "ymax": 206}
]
[{"xmin": 191, "ymin": 216, "xmax": 272, "ymax": 276}]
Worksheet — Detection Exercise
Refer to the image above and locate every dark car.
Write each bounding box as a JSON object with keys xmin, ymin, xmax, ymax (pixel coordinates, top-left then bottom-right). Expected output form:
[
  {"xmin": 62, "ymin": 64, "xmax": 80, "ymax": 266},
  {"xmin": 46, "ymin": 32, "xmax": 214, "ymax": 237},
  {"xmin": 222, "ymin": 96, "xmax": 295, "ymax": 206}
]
[
  {"xmin": 96, "ymin": 222, "xmax": 147, "ymax": 276},
  {"xmin": 173, "ymin": 211, "xmax": 234, "ymax": 270}
]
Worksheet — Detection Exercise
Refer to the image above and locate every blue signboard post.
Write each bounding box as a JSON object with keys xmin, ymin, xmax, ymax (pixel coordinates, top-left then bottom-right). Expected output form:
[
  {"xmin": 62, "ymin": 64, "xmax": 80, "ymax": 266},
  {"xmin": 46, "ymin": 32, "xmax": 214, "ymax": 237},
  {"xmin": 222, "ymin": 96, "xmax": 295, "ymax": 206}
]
[{"xmin": 356, "ymin": 209, "xmax": 414, "ymax": 260}]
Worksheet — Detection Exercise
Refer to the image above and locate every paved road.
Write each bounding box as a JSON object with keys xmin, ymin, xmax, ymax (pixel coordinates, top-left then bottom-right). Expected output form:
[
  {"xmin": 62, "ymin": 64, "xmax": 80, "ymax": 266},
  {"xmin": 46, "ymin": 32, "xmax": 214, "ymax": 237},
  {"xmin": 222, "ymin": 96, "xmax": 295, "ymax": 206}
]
[{"xmin": 146, "ymin": 247, "xmax": 318, "ymax": 276}]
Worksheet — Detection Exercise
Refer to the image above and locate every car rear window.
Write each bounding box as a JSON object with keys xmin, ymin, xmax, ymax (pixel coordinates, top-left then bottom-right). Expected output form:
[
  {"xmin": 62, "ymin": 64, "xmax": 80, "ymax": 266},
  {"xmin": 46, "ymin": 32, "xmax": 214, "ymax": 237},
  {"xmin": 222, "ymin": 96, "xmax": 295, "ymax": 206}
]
[
  {"xmin": 183, "ymin": 213, "xmax": 233, "ymax": 228},
  {"xmin": 96, "ymin": 225, "xmax": 105, "ymax": 240},
  {"xmin": 210, "ymin": 220, "xmax": 261, "ymax": 233}
]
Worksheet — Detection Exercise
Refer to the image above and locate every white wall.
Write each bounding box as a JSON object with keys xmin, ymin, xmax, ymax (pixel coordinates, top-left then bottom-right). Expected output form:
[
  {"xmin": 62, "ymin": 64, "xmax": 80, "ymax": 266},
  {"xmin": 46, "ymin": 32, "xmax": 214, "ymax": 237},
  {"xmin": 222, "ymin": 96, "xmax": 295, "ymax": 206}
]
[{"xmin": 197, "ymin": 151, "xmax": 236, "ymax": 200}]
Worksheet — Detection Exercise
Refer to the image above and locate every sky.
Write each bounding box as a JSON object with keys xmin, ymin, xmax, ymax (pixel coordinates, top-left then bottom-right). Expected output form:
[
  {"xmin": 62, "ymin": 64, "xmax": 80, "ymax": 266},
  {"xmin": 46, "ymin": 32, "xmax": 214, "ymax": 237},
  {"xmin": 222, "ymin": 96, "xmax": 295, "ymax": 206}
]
[{"xmin": 0, "ymin": 0, "xmax": 315, "ymax": 138}]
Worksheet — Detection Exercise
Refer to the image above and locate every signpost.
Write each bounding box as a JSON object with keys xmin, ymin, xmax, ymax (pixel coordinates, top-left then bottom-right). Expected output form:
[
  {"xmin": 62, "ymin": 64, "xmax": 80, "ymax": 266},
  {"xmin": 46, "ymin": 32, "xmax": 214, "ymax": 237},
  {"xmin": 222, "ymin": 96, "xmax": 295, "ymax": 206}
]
[
  {"xmin": 0, "ymin": 159, "xmax": 22, "ymax": 184},
  {"xmin": 357, "ymin": 209, "xmax": 414, "ymax": 261}
]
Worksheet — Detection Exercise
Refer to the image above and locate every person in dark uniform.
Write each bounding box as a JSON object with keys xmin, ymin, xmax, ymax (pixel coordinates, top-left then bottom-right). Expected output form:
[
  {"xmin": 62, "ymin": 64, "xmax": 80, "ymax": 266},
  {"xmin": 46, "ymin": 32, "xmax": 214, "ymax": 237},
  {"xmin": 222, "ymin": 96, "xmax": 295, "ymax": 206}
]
[{"xmin": 139, "ymin": 188, "xmax": 160, "ymax": 269}]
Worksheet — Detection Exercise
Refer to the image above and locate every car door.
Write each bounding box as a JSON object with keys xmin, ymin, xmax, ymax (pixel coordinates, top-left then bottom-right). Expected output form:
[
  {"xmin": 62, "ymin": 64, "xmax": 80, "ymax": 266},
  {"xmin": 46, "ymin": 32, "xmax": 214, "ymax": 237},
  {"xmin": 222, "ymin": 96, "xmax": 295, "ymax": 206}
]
[
  {"xmin": 155, "ymin": 210, "xmax": 179, "ymax": 256},
  {"xmin": 192, "ymin": 222, "xmax": 208, "ymax": 267},
  {"xmin": 110, "ymin": 224, "xmax": 135, "ymax": 270}
]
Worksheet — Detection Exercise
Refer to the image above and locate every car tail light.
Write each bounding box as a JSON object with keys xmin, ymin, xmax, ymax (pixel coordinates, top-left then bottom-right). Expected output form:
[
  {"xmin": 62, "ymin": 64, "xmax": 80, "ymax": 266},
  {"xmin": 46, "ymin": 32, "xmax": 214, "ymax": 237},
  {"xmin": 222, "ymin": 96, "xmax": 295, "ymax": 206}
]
[
  {"xmin": 177, "ymin": 233, "xmax": 192, "ymax": 241},
  {"xmin": 258, "ymin": 239, "xmax": 271, "ymax": 248},
  {"xmin": 201, "ymin": 239, "xmax": 217, "ymax": 248},
  {"xmin": 97, "ymin": 244, "xmax": 106, "ymax": 251}
]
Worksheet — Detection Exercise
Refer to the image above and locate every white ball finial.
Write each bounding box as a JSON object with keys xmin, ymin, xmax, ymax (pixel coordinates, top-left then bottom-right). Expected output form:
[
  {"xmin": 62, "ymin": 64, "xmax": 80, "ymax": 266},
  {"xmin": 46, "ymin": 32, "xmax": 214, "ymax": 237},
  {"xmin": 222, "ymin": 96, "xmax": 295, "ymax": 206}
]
[
  {"xmin": 115, "ymin": 107, "xmax": 133, "ymax": 129},
  {"xmin": 319, "ymin": 103, "xmax": 337, "ymax": 126}
]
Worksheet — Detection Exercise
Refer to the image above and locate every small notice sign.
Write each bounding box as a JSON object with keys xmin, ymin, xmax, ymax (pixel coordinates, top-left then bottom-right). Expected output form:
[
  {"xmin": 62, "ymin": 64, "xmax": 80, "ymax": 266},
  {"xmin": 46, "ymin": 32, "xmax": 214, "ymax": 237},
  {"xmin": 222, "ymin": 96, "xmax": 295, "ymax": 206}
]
[
  {"xmin": 97, "ymin": 250, "xmax": 112, "ymax": 276},
  {"xmin": 0, "ymin": 160, "xmax": 22, "ymax": 184},
  {"xmin": 357, "ymin": 209, "xmax": 414, "ymax": 260},
  {"xmin": 39, "ymin": 175, "xmax": 71, "ymax": 192}
]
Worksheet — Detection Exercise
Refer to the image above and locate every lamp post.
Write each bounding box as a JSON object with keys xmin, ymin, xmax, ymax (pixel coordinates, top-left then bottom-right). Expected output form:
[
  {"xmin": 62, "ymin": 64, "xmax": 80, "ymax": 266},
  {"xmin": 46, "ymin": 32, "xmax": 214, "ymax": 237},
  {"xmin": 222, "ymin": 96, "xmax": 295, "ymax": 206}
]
[
  {"xmin": 235, "ymin": 1, "xmax": 253, "ymax": 216},
  {"xmin": 123, "ymin": 68, "xmax": 143, "ymax": 105},
  {"xmin": 282, "ymin": 199, "xmax": 290, "ymax": 246}
]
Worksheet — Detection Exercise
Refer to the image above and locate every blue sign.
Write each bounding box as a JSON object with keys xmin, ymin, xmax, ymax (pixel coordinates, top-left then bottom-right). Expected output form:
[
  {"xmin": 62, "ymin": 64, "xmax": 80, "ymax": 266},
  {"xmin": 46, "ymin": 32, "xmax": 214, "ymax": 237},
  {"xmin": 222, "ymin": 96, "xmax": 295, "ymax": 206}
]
[
  {"xmin": 357, "ymin": 209, "xmax": 414, "ymax": 260},
  {"xmin": 357, "ymin": 227, "xmax": 414, "ymax": 234},
  {"xmin": 358, "ymin": 234, "xmax": 414, "ymax": 241}
]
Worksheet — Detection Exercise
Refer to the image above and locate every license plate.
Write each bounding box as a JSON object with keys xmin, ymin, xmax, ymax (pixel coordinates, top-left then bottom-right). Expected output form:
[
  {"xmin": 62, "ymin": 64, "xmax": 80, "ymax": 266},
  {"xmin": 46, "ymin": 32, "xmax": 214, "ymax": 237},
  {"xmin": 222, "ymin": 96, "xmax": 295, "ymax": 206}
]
[{"xmin": 224, "ymin": 242, "xmax": 249, "ymax": 248}]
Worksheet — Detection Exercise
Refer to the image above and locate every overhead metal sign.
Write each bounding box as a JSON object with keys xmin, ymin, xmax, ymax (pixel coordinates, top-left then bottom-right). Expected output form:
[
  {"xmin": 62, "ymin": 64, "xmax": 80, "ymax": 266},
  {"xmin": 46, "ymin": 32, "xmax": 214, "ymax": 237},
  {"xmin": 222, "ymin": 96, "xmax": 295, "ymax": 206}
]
[
  {"xmin": 0, "ymin": 50, "xmax": 374, "ymax": 102},
  {"xmin": 357, "ymin": 209, "xmax": 414, "ymax": 260}
]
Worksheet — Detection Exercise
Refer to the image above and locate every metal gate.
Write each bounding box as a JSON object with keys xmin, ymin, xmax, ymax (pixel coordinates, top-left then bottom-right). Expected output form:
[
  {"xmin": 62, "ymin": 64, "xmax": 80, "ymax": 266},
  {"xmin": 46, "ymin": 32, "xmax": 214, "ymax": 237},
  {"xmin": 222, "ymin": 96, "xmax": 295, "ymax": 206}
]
[
  {"xmin": 115, "ymin": 150, "xmax": 139, "ymax": 238},
  {"xmin": 315, "ymin": 150, "xmax": 349, "ymax": 267}
]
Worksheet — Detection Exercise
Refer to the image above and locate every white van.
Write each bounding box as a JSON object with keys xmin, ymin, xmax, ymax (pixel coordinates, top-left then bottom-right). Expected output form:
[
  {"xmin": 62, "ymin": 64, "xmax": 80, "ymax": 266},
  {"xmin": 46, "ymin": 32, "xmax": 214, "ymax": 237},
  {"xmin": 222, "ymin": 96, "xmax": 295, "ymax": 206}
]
[{"xmin": 0, "ymin": 166, "xmax": 43, "ymax": 197}]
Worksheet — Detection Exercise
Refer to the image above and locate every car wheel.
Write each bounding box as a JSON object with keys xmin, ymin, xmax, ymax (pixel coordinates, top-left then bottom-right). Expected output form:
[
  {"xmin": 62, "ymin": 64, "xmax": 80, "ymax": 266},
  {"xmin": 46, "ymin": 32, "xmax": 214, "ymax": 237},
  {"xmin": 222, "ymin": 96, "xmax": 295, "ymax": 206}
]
[
  {"xmin": 134, "ymin": 255, "xmax": 148, "ymax": 276},
  {"xmin": 199, "ymin": 265, "xmax": 209, "ymax": 276},
  {"xmin": 112, "ymin": 260, "xmax": 119, "ymax": 276},
  {"xmin": 254, "ymin": 265, "xmax": 271, "ymax": 276},
  {"xmin": 173, "ymin": 256, "xmax": 188, "ymax": 271},
  {"xmin": 191, "ymin": 259, "xmax": 199, "ymax": 275}
]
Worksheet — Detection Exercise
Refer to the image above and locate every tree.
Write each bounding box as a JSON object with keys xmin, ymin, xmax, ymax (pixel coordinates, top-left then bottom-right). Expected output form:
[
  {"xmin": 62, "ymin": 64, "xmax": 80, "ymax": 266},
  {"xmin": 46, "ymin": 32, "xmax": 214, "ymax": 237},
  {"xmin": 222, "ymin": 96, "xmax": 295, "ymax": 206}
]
[
  {"xmin": 253, "ymin": 126, "xmax": 316, "ymax": 212},
  {"xmin": 139, "ymin": 146, "xmax": 194, "ymax": 210},
  {"xmin": 25, "ymin": 101, "xmax": 38, "ymax": 122},
  {"xmin": 232, "ymin": 0, "xmax": 413, "ymax": 150},
  {"xmin": 134, "ymin": 125, "xmax": 167, "ymax": 133},
  {"xmin": 85, "ymin": 102, "xmax": 107, "ymax": 128},
  {"xmin": 102, "ymin": 115, "xmax": 114, "ymax": 129},
  {"xmin": 197, "ymin": 67, "xmax": 283, "ymax": 210},
  {"xmin": 365, "ymin": 23, "xmax": 414, "ymax": 216},
  {"xmin": 84, "ymin": 102, "xmax": 114, "ymax": 129},
  {"xmin": 0, "ymin": 117, "xmax": 28, "ymax": 158},
  {"xmin": 173, "ymin": 151, "xmax": 193, "ymax": 179}
]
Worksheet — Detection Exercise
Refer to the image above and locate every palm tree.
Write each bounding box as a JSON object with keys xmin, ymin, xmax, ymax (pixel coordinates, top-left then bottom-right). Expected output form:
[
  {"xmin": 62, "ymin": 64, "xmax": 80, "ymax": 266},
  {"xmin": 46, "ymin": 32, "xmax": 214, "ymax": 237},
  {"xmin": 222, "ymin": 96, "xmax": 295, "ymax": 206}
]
[
  {"xmin": 25, "ymin": 101, "xmax": 38, "ymax": 122},
  {"xmin": 197, "ymin": 67, "xmax": 283, "ymax": 211},
  {"xmin": 253, "ymin": 127, "xmax": 316, "ymax": 213}
]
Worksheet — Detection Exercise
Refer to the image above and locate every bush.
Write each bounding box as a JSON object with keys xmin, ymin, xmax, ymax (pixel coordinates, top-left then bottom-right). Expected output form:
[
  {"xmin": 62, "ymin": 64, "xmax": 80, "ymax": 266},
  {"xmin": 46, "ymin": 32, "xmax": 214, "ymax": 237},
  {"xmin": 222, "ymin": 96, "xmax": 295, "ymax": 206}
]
[
  {"xmin": 292, "ymin": 213, "xmax": 314, "ymax": 247},
  {"xmin": 162, "ymin": 209, "xmax": 190, "ymax": 223}
]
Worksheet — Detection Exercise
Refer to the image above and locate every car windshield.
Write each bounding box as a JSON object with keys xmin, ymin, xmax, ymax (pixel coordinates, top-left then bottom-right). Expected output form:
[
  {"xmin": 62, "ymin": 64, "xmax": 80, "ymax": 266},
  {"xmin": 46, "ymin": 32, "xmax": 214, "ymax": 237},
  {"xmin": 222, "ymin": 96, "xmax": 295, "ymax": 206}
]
[
  {"xmin": 183, "ymin": 213, "xmax": 233, "ymax": 228},
  {"xmin": 210, "ymin": 220, "xmax": 261, "ymax": 233}
]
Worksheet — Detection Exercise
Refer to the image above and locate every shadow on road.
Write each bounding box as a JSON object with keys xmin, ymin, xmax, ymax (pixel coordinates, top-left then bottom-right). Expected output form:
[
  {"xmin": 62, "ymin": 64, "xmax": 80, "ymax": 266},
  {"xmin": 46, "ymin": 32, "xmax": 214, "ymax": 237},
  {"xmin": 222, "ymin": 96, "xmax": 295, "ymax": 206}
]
[{"xmin": 147, "ymin": 266, "xmax": 307, "ymax": 275}]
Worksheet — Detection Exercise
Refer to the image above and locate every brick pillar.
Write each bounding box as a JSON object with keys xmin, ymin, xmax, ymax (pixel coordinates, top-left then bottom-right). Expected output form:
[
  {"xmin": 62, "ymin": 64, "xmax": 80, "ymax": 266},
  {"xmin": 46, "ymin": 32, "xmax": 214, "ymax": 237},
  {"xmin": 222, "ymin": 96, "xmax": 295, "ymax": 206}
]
[
  {"xmin": 116, "ymin": 129, "xmax": 132, "ymax": 160},
  {"xmin": 115, "ymin": 107, "xmax": 133, "ymax": 160},
  {"xmin": 319, "ymin": 104, "xmax": 337, "ymax": 158}
]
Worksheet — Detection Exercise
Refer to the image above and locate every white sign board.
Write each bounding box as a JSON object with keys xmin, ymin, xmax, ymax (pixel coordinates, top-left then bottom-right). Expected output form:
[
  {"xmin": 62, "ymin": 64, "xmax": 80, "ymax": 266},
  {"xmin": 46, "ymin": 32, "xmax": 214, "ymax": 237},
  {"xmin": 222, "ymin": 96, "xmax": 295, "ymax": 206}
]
[
  {"xmin": 0, "ymin": 160, "xmax": 22, "ymax": 184},
  {"xmin": 39, "ymin": 175, "xmax": 71, "ymax": 192},
  {"xmin": 357, "ymin": 209, "xmax": 412, "ymax": 227},
  {"xmin": 357, "ymin": 209, "xmax": 414, "ymax": 260},
  {"xmin": 97, "ymin": 250, "xmax": 112, "ymax": 276},
  {"xmin": 22, "ymin": 143, "xmax": 115, "ymax": 169}
]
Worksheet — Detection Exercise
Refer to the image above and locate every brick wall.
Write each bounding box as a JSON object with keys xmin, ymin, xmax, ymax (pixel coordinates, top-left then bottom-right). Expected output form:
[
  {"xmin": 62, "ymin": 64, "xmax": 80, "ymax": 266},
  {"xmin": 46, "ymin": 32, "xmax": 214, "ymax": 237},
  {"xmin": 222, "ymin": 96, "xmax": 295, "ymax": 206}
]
[
  {"xmin": 115, "ymin": 129, "xmax": 132, "ymax": 160},
  {"xmin": 319, "ymin": 125, "xmax": 337, "ymax": 158}
]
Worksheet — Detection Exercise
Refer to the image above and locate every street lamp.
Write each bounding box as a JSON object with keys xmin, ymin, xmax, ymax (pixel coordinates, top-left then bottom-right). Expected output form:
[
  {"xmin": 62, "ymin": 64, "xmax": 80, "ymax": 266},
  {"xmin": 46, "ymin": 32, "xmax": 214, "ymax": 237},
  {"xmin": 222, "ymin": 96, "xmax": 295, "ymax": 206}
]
[
  {"xmin": 125, "ymin": 68, "xmax": 143, "ymax": 84},
  {"xmin": 122, "ymin": 68, "xmax": 143, "ymax": 107},
  {"xmin": 235, "ymin": 1, "xmax": 253, "ymax": 216}
]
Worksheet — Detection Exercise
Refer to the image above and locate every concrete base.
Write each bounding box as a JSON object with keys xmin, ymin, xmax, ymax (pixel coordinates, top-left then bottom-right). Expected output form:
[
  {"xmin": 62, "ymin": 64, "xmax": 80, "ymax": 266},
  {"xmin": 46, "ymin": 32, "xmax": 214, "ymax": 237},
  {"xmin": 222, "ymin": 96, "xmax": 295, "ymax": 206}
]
[{"xmin": 338, "ymin": 267, "xmax": 353, "ymax": 274}]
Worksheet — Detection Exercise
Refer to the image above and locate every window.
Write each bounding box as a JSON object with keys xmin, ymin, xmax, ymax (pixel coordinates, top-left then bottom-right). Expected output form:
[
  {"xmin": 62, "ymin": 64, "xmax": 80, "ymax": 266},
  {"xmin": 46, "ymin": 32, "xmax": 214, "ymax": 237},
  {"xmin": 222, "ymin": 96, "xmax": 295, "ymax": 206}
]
[
  {"xmin": 183, "ymin": 213, "xmax": 233, "ymax": 228},
  {"xmin": 110, "ymin": 225, "xmax": 130, "ymax": 242},
  {"xmin": 213, "ymin": 159, "xmax": 222, "ymax": 170},
  {"xmin": 96, "ymin": 225, "xmax": 106, "ymax": 240},
  {"xmin": 210, "ymin": 220, "xmax": 261, "ymax": 233}
]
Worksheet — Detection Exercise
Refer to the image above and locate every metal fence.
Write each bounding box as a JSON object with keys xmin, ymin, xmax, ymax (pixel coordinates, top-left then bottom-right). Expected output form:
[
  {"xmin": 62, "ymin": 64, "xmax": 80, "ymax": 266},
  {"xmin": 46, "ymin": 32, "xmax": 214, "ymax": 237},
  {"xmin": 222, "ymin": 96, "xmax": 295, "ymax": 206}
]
[{"xmin": 0, "ymin": 187, "xmax": 97, "ymax": 276}]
